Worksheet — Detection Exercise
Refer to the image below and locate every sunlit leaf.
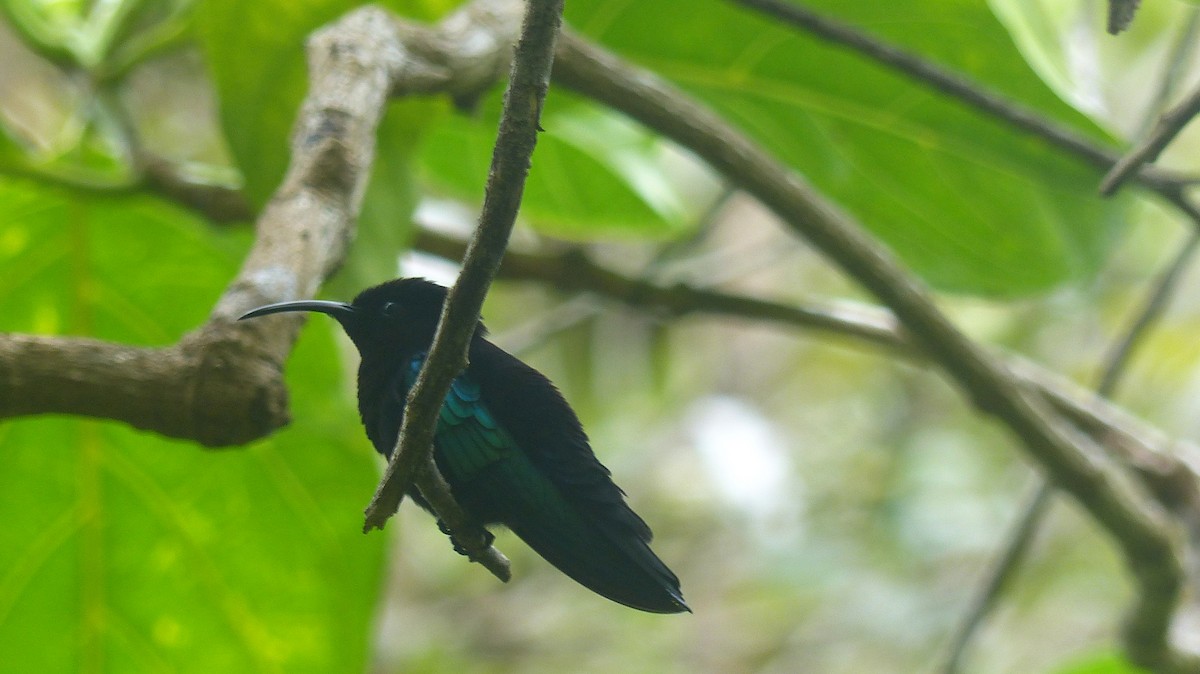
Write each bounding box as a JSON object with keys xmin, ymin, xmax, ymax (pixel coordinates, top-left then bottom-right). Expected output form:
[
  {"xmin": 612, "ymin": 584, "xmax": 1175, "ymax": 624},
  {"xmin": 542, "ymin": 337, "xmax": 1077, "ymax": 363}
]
[
  {"xmin": 563, "ymin": 0, "xmax": 1129, "ymax": 296},
  {"xmin": 419, "ymin": 90, "xmax": 720, "ymax": 239}
]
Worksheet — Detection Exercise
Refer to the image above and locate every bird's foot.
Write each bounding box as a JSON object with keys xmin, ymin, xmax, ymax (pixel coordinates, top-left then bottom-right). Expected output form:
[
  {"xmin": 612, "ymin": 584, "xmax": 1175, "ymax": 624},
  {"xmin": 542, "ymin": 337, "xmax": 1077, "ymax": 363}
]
[{"xmin": 436, "ymin": 519, "xmax": 495, "ymax": 557}]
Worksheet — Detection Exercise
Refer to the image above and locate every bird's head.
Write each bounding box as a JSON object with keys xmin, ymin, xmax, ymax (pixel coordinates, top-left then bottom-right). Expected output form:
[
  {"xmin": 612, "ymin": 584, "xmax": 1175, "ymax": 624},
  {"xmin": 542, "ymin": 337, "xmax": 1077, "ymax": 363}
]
[{"xmin": 239, "ymin": 277, "xmax": 481, "ymax": 354}]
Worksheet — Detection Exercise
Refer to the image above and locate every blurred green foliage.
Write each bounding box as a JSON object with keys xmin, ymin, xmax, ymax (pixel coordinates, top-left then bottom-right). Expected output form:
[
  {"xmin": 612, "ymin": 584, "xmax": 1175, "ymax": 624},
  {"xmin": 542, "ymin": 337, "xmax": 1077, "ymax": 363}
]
[
  {"xmin": 0, "ymin": 177, "xmax": 385, "ymax": 673},
  {"xmin": 1050, "ymin": 651, "xmax": 1151, "ymax": 674},
  {"xmin": 0, "ymin": 0, "xmax": 1194, "ymax": 673}
]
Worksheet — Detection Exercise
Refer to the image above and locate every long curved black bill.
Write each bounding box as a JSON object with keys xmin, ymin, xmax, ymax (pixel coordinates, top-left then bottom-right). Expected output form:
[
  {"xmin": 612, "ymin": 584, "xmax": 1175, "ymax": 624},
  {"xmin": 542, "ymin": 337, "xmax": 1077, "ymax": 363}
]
[{"xmin": 239, "ymin": 300, "xmax": 355, "ymax": 321}]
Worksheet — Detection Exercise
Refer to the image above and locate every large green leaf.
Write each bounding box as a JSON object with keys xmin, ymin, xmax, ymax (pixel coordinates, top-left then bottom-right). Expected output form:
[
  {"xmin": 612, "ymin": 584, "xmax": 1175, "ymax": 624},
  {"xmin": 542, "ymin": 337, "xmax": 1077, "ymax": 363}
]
[
  {"xmin": 0, "ymin": 177, "xmax": 385, "ymax": 673},
  {"xmin": 562, "ymin": 0, "xmax": 1129, "ymax": 296},
  {"xmin": 418, "ymin": 90, "xmax": 720, "ymax": 240}
]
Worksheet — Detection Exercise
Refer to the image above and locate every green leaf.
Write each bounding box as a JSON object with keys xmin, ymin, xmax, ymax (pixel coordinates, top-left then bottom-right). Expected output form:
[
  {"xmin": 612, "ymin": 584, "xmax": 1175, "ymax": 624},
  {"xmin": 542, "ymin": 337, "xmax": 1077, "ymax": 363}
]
[
  {"xmin": 102, "ymin": 0, "xmax": 198, "ymax": 80},
  {"xmin": 563, "ymin": 0, "xmax": 1129, "ymax": 296},
  {"xmin": 0, "ymin": 0, "xmax": 78, "ymax": 67},
  {"xmin": 419, "ymin": 90, "xmax": 720, "ymax": 240},
  {"xmin": 0, "ymin": 94, "xmax": 139, "ymax": 191},
  {"xmin": 0, "ymin": 176, "xmax": 386, "ymax": 673},
  {"xmin": 0, "ymin": 0, "xmax": 180, "ymax": 73}
]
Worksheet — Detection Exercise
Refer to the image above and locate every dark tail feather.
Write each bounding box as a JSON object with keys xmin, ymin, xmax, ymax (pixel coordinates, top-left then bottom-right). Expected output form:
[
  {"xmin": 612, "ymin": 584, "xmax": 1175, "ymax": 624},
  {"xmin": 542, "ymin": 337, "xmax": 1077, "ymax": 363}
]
[
  {"xmin": 509, "ymin": 517, "xmax": 689, "ymax": 613},
  {"xmin": 471, "ymin": 463, "xmax": 688, "ymax": 613}
]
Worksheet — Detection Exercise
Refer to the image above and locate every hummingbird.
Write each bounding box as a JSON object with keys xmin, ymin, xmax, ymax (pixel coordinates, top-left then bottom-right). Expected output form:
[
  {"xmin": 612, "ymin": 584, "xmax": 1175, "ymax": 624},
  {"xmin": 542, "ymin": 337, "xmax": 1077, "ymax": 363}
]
[{"xmin": 240, "ymin": 277, "xmax": 688, "ymax": 613}]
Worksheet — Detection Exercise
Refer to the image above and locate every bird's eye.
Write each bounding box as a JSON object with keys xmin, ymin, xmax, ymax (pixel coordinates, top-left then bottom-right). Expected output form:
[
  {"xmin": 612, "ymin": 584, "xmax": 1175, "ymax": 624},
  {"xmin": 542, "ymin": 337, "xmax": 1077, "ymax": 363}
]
[{"xmin": 381, "ymin": 302, "xmax": 401, "ymax": 317}]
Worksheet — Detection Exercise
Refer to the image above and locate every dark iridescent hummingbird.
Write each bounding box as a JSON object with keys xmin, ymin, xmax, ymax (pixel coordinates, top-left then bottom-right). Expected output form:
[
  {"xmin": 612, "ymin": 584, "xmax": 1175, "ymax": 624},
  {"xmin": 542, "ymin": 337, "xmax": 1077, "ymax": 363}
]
[{"xmin": 240, "ymin": 278, "xmax": 688, "ymax": 613}]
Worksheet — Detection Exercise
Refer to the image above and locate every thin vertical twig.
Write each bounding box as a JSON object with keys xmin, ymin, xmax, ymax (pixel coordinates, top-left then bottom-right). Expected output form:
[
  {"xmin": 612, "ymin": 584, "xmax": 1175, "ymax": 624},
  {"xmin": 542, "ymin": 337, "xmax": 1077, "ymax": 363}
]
[
  {"xmin": 360, "ymin": 0, "xmax": 566, "ymax": 576},
  {"xmin": 939, "ymin": 482, "xmax": 1054, "ymax": 674}
]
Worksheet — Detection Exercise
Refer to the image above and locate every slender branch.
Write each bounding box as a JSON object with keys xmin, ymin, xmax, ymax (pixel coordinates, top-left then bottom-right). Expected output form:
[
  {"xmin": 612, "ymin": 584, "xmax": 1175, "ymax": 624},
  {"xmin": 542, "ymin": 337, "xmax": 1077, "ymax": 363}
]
[
  {"xmin": 417, "ymin": 456, "xmax": 511, "ymax": 582},
  {"xmin": 939, "ymin": 482, "xmax": 1054, "ymax": 674},
  {"xmin": 1102, "ymin": 84, "xmax": 1200, "ymax": 195},
  {"xmin": 940, "ymin": 229, "xmax": 1200, "ymax": 673},
  {"xmin": 139, "ymin": 154, "xmax": 253, "ymax": 223},
  {"xmin": 1137, "ymin": 9, "xmax": 1200, "ymax": 140},
  {"xmin": 414, "ymin": 228, "xmax": 903, "ymax": 348},
  {"xmin": 1099, "ymin": 231, "xmax": 1200, "ymax": 397},
  {"xmin": 361, "ymin": 0, "xmax": 564, "ymax": 557},
  {"xmin": 552, "ymin": 32, "xmax": 1195, "ymax": 671}
]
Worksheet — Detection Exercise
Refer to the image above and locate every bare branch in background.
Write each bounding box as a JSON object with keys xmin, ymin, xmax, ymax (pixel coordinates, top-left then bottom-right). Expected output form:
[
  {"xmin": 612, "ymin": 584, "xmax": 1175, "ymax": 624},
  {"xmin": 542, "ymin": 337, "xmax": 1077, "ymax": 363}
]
[
  {"xmin": 938, "ymin": 482, "xmax": 1054, "ymax": 674},
  {"xmin": 1102, "ymin": 84, "xmax": 1200, "ymax": 195},
  {"xmin": 413, "ymin": 227, "xmax": 1200, "ymax": 520},
  {"xmin": 140, "ymin": 154, "xmax": 254, "ymax": 223},
  {"xmin": 940, "ymin": 229, "xmax": 1200, "ymax": 673}
]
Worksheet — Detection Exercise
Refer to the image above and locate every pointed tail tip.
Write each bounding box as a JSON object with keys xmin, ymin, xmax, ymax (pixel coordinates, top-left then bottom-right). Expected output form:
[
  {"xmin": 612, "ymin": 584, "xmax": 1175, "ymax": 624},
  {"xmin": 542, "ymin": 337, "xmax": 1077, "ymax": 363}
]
[
  {"xmin": 670, "ymin": 591, "xmax": 692, "ymax": 614},
  {"xmin": 608, "ymin": 584, "xmax": 690, "ymax": 614},
  {"xmin": 661, "ymin": 583, "xmax": 690, "ymax": 613},
  {"xmin": 637, "ymin": 588, "xmax": 690, "ymax": 614}
]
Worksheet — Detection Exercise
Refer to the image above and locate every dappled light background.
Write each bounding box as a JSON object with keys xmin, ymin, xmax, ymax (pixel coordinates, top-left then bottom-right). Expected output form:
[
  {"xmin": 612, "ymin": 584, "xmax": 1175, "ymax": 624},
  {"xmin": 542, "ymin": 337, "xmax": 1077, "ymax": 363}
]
[{"xmin": 364, "ymin": 192, "xmax": 1168, "ymax": 674}]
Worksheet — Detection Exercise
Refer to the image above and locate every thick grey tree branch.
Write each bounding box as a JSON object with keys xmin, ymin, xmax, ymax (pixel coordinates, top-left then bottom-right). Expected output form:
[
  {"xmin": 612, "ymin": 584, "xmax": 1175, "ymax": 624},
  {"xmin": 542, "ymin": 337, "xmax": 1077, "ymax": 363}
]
[
  {"xmin": 0, "ymin": 8, "xmax": 408, "ymax": 445},
  {"xmin": 0, "ymin": 5, "xmax": 518, "ymax": 439},
  {"xmin": 0, "ymin": 1, "xmax": 529, "ymax": 581},
  {"xmin": 551, "ymin": 30, "xmax": 1196, "ymax": 672}
]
